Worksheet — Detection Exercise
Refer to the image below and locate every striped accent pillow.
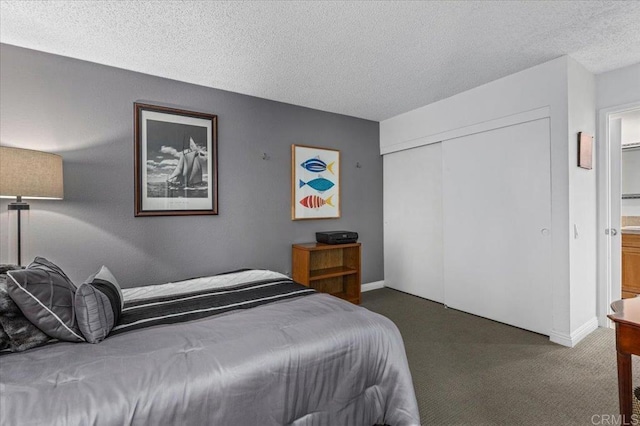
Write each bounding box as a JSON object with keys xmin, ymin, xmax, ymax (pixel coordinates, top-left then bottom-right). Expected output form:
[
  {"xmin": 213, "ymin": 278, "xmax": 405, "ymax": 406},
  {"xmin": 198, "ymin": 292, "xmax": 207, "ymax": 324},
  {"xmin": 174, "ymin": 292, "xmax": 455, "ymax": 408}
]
[{"xmin": 75, "ymin": 266, "xmax": 123, "ymax": 343}]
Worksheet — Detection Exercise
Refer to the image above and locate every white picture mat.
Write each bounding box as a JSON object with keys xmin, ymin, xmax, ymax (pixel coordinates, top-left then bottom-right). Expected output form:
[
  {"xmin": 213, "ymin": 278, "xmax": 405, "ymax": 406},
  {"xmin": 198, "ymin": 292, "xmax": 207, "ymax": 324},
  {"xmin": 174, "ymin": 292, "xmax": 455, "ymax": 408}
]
[
  {"xmin": 141, "ymin": 110, "xmax": 213, "ymax": 211},
  {"xmin": 292, "ymin": 145, "xmax": 340, "ymax": 219}
]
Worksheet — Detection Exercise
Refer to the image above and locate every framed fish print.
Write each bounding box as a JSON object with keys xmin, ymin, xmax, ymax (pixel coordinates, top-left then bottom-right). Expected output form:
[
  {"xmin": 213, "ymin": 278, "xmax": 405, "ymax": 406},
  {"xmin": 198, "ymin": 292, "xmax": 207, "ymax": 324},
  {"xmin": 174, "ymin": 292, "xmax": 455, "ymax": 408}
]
[
  {"xmin": 134, "ymin": 103, "xmax": 218, "ymax": 216},
  {"xmin": 291, "ymin": 144, "xmax": 340, "ymax": 220}
]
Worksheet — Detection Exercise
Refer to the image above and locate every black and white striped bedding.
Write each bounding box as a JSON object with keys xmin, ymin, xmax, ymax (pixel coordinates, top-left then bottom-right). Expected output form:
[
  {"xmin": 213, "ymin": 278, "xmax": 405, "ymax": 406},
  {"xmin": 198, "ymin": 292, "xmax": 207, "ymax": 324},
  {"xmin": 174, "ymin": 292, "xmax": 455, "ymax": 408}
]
[{"xmin": 114, "ymin": 269, "xmax": 315, "ymax": 335}]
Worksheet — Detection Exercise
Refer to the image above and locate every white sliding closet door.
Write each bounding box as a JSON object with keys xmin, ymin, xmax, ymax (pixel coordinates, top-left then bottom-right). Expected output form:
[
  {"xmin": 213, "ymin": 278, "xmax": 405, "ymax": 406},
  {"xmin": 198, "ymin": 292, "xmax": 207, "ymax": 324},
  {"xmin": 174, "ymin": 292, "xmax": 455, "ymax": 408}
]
[
  {"xmin": 384, "ymin": 143, "xmax": 444, "ymax": 302},
  {"xmin": 442, "ymin": 118, "xmax": 552, "ymax": 335}
]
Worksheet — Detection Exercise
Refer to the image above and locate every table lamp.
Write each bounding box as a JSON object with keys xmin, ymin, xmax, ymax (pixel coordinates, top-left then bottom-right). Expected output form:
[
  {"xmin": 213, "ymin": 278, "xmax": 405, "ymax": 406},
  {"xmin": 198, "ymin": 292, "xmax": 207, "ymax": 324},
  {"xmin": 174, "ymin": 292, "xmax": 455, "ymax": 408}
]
[{"xmin": 0, "ymin": 147, "xmax": 64, "ymax": 265}]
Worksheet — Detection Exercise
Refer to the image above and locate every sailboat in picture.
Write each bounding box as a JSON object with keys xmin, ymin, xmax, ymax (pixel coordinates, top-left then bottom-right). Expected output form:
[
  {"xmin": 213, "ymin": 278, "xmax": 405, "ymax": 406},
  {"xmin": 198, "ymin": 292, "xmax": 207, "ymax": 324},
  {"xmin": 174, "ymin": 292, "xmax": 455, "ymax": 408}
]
[{"xmin": 166, "ymin": 137, "xmax": 208, "ymax": 195}]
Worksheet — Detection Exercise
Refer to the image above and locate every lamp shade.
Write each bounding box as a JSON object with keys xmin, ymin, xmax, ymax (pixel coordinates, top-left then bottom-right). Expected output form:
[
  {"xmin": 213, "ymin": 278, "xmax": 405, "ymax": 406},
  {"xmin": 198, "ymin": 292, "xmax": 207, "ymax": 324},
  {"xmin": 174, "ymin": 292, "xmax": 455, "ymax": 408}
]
[{"xmin": 0, "ymin": 147, "xmax": 64, "ymax": 199}]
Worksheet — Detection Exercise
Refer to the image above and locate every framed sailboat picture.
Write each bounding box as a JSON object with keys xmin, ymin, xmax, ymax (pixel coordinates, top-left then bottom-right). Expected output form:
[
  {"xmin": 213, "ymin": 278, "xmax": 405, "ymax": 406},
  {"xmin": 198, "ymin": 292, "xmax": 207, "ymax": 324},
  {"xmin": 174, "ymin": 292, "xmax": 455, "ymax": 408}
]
[
  {"xmin": 291, "ymin": 144, "xmax": 340, "ymax": 220},
  {"xmin": 134, "ymin": 103, "xmax": 218, "ymax": 216}
]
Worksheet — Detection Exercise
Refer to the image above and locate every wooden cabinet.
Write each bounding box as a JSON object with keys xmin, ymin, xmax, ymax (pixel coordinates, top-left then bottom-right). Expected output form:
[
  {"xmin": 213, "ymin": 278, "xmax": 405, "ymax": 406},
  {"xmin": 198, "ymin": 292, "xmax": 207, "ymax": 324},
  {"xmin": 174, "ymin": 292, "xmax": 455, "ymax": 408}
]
[
  {"xmin": 622, "ymin": 233, "xmax": 640, "ymax": 298},
  {"xmin": 292, "ymin": 242, "xmax": 361, "ymax": 304}
]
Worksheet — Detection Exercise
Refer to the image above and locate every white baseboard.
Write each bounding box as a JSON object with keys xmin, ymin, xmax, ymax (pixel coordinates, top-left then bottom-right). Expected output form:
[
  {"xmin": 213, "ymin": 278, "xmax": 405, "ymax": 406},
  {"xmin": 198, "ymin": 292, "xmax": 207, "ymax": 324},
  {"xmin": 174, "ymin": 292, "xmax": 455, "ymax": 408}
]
[
  {"xmin": 361, "ymin": 280, "xmax": 385, "ymax": 292},
  {"xmin": 549, "ymin": 317, "xmax": 599, "ymax": 347}
]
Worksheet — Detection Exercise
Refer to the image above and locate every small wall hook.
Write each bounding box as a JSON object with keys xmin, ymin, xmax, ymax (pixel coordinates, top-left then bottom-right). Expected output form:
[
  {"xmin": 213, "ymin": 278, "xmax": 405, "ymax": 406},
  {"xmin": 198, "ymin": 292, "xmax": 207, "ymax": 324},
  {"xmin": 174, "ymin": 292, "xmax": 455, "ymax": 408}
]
[
  {"xmin": 262, "ymin": 153, "xmax": 270, "ymax": 160},
  {"xmin": 356, "ymin": 162, "xmax": 362, "ymax": 168}
]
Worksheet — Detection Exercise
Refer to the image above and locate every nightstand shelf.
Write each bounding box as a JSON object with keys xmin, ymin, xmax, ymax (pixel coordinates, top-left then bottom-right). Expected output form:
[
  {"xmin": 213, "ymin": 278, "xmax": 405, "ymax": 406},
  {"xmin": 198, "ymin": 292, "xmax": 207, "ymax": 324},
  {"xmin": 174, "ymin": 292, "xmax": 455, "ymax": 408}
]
[
  {"xmin": 309, "ymin": 265, "xmax": 358, "ymax": 281},
  {"xmin": 292, "ymin": 242, "xmax": 361, "ymax": 304}
]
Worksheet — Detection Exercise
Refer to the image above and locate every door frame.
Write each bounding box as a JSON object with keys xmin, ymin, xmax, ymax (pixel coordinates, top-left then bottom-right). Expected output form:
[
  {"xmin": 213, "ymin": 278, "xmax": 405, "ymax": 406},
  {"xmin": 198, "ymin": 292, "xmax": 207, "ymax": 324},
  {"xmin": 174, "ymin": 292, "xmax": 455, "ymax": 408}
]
[{"xmin": 597, "ymin": 101, "xmax": 640, "ymax": 327}]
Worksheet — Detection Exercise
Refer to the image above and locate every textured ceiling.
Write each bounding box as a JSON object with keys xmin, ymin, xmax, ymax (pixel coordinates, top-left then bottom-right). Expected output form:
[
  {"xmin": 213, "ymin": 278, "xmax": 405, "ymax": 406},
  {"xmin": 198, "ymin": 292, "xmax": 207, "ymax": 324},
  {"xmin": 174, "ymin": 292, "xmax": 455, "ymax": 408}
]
[{"xmin": 1, "ymin": 1, "xmax": 640, "ymax": 121}]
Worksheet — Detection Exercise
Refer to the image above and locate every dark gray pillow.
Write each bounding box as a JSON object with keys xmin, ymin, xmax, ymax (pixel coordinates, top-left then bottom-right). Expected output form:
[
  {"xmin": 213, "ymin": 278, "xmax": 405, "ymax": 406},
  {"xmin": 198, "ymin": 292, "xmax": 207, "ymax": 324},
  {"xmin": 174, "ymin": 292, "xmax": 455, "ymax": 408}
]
[
  {"xmin": 75, "ymin": 266, "xmax": 123, "ymax": 343},
  {"xmin": 0, "ymin": 264, "xmax": 51, "ymax": 352},
  {"xmin": 6, "ymin": 257, "xmax": 84, "ymax": 342}
]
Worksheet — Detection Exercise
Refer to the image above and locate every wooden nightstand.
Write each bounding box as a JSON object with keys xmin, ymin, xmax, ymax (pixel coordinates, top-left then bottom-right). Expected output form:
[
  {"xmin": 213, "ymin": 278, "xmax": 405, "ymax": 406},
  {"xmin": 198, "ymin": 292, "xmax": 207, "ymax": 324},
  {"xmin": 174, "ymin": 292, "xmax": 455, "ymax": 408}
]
[{"xmin": 292, "ymin": 242, "xmax": 361, "ymax": 304}]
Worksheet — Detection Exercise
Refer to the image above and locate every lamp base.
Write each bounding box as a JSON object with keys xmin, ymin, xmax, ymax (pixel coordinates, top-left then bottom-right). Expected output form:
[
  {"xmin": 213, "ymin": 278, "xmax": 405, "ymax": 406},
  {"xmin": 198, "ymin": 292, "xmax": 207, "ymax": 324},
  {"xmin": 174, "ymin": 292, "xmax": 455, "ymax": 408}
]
[{"xmin": 7, "ymin": 197, "xmax": 30, "ymax": 265}]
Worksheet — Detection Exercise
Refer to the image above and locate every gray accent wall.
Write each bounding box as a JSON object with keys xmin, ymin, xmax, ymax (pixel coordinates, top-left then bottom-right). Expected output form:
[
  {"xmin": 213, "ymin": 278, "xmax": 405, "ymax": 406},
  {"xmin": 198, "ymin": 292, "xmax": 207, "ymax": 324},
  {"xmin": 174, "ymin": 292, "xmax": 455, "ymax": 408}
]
[{"xmin": 0, "ymin": 44, "xmax": 382, "ymax": 288}]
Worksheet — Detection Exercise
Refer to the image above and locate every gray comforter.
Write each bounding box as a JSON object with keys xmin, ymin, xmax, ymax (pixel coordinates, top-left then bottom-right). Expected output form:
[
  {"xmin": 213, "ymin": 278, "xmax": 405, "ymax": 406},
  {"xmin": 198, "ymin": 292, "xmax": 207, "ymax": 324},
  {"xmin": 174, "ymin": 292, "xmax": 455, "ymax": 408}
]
[{"xmin": 0, "ymin": 279, "xmax": 419, "ymax": 425}]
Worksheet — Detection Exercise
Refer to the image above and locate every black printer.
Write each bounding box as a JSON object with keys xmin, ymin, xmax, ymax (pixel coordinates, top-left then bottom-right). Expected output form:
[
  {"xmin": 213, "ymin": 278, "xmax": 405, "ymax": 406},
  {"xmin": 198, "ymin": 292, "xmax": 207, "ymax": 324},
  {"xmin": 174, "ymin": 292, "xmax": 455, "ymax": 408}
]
[{"xmin": 315, "ymin": 231, "xmax": 358, "ymax": 245}]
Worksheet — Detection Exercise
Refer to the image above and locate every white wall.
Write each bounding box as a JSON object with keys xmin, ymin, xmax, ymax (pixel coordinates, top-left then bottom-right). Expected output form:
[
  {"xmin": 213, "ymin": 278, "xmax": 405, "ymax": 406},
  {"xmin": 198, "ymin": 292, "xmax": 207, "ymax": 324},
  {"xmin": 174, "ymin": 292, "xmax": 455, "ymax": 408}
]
[
  {"xmin": 622, "ymin": 138, "xmax": 640, "ymax": 217},
  {"xmin": 621, "ymin": 110, "xmax": 640, "ymax": 216},
  {"xmin": 620, "ymin": 109, "xmax": 640, "ymax": 146},
  {"xmin": 622, "ymin": 147, "xmax": 640, "ymax": 216},
  {"xmin": 381, "ymin": 56, "xmax": 598, "ymax": 346},
  {"xmin": 596, "ymin": 62, "xmax": 640, "ymax": 111},
  {"xmin": 567, "ymin": 57, "xmax": 597, "ymax": 334},
  {"xmin": 622, "ymin": 201, "xmax": 640, "ymax": 217}
]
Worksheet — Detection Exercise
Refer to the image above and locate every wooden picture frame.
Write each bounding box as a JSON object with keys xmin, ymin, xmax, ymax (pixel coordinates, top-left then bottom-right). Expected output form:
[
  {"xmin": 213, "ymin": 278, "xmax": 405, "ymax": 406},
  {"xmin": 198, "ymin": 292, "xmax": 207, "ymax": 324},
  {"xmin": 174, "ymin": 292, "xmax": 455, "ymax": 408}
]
[
  {"xmin": 134, "ymin": 103, "xmax": 218, "ymax": 216},
  {"xmin": 578, "ymin": 132, "xmax": 593, "ymax": 170},
  {"xmin": 291, "ymin": 144, "xmax": 340, "ymax": 220}
]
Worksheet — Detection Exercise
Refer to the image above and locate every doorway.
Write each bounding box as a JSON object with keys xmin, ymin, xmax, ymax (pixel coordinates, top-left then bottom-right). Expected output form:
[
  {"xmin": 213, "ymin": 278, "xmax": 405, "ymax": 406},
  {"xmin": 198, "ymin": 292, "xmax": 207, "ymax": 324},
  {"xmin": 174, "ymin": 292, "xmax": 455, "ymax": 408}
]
[{"xmin": 597, "ymin": 102, "xmax": 640, "ymax": 327}]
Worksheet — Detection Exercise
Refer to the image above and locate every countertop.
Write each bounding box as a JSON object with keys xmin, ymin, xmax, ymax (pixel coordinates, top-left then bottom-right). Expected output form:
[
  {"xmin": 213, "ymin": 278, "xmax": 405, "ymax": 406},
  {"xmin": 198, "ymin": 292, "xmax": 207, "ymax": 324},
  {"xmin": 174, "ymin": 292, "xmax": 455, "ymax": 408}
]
[{"xmin": 622, "ymin": 226, "xmax": 640, "ymax": 235}]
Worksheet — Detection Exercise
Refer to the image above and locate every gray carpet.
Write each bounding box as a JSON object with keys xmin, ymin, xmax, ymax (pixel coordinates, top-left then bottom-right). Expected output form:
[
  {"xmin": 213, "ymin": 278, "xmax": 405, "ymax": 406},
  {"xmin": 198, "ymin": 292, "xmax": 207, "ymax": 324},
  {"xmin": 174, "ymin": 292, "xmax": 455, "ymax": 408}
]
[{"xmin": 361, "ymin": 288, "xmax": 640, "ymax": 426}]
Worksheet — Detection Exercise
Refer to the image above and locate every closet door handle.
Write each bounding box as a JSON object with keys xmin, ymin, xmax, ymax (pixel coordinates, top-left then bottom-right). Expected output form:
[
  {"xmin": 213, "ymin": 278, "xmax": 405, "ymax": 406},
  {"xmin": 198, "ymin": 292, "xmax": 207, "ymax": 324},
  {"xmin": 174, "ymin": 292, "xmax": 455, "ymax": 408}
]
[{"xmin": 540, "ymin": 228, "xmax": 550, "ymax": 236}]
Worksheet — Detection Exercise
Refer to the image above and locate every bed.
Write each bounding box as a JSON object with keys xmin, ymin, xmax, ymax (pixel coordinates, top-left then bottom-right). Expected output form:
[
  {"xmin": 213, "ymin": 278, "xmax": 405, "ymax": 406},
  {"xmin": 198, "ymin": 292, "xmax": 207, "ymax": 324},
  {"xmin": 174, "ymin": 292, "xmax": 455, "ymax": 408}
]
[{"xmin": 0, "ymin": 269, "xmax": 420, "ymax": 425}]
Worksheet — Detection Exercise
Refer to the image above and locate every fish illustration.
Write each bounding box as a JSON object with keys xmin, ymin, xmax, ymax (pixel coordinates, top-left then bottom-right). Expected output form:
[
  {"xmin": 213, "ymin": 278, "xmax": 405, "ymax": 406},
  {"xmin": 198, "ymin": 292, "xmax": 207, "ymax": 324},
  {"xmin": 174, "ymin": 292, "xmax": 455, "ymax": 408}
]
[
  {"xmin": 299, "ymin": 178, "xmax": 335, "ymax": 193},
  {"xmin": 301, "ymin": 157, "xmax": 335, "ymax": 174},
  {"xmin": 299, "ymin": 195, "xmax": 334, "ymax": 209}
]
